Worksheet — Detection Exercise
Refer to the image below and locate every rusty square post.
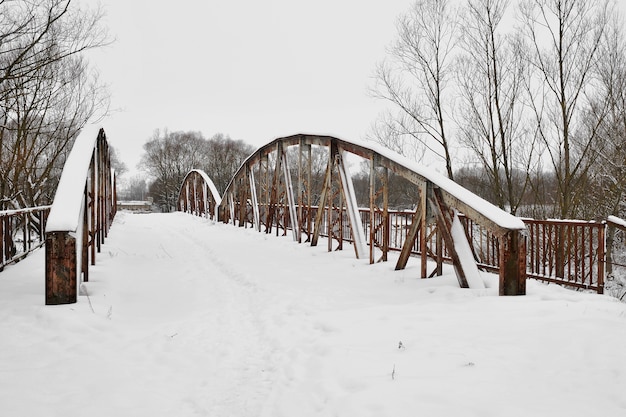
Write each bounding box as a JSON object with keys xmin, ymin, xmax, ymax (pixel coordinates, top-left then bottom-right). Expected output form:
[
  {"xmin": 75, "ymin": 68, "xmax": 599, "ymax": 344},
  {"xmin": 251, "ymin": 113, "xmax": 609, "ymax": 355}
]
[
  {"xmin": 45, "ymin": 232, "xmax": 77, "ymax": 305},
  {"xmin": 499, "ymin": 230, "xmax": 527, "ymax": 295}
]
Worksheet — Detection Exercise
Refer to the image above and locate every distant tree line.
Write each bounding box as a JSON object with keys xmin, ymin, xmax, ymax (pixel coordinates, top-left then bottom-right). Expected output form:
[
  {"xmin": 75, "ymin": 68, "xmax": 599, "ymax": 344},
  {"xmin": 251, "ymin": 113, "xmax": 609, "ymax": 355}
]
[
  {"xmin": 372, "ymin": 0, "xmax": 626, "ymax": 221},
  {"xmin": 0, "ymin": 0, "xmax": 110, "ymax": 210},
  {"xmin": 139, "ymin": 129, "xmax": 255, "ymax": 212}
]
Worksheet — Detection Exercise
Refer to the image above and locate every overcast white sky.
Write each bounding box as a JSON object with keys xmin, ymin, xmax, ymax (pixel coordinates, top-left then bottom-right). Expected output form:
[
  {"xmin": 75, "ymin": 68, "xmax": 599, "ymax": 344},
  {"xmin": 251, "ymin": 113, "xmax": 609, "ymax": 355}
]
[{"xmin": 88, "ymin": 0, "xmax": 413, "ymax": 175}]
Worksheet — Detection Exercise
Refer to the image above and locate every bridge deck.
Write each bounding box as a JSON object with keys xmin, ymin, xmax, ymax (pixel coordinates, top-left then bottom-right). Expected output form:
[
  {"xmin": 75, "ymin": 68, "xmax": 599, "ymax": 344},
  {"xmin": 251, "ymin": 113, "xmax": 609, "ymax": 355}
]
[{"xmin": 1, "ymin": 212, "xmax": 626, "ymax": 416}]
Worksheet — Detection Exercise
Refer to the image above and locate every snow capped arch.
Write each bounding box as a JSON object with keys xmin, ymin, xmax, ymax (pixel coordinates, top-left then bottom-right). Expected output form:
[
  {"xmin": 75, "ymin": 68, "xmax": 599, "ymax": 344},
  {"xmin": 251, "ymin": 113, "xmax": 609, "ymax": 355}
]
[{"xmin": 178, "ymin": 169, "xmax": 222, "ymax": 220}]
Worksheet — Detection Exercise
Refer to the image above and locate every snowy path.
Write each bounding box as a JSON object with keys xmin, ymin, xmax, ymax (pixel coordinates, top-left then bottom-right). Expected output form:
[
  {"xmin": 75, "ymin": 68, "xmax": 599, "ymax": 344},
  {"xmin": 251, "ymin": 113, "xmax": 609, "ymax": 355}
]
[{"xmin": 2, "ymin": 211, "xmax": 626, "ymax": 416}]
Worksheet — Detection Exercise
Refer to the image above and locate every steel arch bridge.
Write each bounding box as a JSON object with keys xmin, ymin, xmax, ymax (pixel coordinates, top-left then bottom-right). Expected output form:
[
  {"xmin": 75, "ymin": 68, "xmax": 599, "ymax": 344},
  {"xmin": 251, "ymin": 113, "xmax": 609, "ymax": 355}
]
[{"xmin": 178, "ymin": 133, "xmax": 528, "ymax": 296}]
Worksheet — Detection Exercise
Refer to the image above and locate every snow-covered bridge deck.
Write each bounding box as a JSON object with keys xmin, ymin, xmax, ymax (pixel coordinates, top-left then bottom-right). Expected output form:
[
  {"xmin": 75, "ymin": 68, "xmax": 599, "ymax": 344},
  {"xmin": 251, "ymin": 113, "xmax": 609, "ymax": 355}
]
[{"xmin": 1, "ymin": 211, "xmax": 626, "ymax": 416}]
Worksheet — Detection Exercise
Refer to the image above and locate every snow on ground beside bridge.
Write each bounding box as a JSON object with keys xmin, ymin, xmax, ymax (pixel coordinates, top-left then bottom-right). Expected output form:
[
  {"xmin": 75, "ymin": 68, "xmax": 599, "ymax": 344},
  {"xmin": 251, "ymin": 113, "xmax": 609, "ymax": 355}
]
[{"xmin": 1, "ymin": 211, "xmax": 626, "ymax": 417}]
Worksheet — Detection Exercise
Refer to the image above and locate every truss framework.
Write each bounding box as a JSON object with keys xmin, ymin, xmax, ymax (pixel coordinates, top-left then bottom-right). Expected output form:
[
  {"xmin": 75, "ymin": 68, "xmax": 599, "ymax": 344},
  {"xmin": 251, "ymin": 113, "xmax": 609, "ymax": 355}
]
[{"xmin": 185, "ymin": 134, "xmax": 528, "ymax": 296}]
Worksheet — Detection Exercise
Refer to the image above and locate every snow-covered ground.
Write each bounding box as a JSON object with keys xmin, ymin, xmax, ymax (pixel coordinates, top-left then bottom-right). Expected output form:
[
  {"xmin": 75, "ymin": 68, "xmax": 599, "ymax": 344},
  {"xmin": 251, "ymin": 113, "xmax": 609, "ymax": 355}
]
[{"xmin": 1, "ymin": 211, "xmax": 626, "ymax": 416}]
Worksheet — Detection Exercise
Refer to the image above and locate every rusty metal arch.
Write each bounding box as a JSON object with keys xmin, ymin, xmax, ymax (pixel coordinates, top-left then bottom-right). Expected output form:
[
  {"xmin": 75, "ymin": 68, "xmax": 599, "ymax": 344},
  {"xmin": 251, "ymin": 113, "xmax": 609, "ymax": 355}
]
[
  {"xmin": 177, "ymin": 169, "xmax": 222, "ymax": 220},
  {"xmin": 215, "ymin": 133, "xmax": 527, "ymax": 295}
]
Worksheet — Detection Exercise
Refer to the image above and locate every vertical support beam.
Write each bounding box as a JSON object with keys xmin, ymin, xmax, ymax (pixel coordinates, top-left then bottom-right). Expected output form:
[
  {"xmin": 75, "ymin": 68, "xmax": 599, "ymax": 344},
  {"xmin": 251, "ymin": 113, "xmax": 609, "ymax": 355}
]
[
  {"xmin": 98, "ymin": 139, "xmax": 105, "ymax": 248},
  {"xmin": 0, "ymin": 216, "xmax": 4, "ymax": 267},
  {"xmin": 45, "ymin": 232, "xmax": 77, "ymax": 305},
  {"xmin": 297, "ymin": 140, "xmax": 311, "ymax": 243},
  {"xmin": 336, "ymin": 189, "xmax": 343, "ymax": 250},
  {"xmin": 186, "ymin": 181, "xmax": 191, "ymax": 213},
  {"xmin": 311, "ymin": 147, "xmax": 334, "ymax": 247},
  {"xmin": 266, "ymin": 143, "xmax": 283, "ymax": 233},
  {"xmin": 420, "ymin": 182, "xmax": 429, "ymax": 278},
  {"xmin": 369, "ymin": 158, "xmax": 389, "ymax": 264},
  {"xmin": 499, "ymin": 229, "xmax": 527, "ymax": 295},
  {"xmin": 305, "ymin": 145, "xmax": 312, "ymax": 240},
  {"xmin": 382, "ymin": 169, "xmax": 389, "ymax": 261},
  {"xmin": 369, "ymin": 158, "xmax": 376, "ymax": 264},
  {"xmin": 597, "ymin": 225, "xmax": 605, "ymax": 294},
  {"xmin": 113, "ymin": 173, "xmax": 117, "ymax": 220},
  {"xmin": 249, "ymin": 166, "xmax": 261, "ymax": 231},
  {"xmin": 192, "ymin": 174, "xmax": 198, "ymax": 216},
  {"xmin": 82, "ymin": 186, "xmax": 89, "ymax": 282},
  {"xmin": 3, "ymin": 216, "xmax": 11, "ymax": 263},
  {"xmin": 22, "ymin": 212, "xmax": 28, "ymax": 253},
  {"xmin": 90, "ymin": 155, "xmax": 96, "ymax": 266},
  {"xmin": 435, "ymin": 227, "xmax": 443, "ymax": 276},
  {"xmin": 336, "ymin": 150, "xmax": 367, "ymax": 259},
  {"xmin": 228, "ymin": 192, "xmax": 235, "ymax": 224},
  {"xmin": 196, "ymin": 175, "xmax": 200, "ymax": 215},
  {"xmin": 327, "ymin": 182, "xmax": 333, "ymax": 252},
  {"xmin": 205, "ymin": 181, "xmax": 212, "ymax": 219},
  {"xmin": 260, "ymin": 154, "xmax": 269, "ymax": 232},
  {"xmin": 238, "ymin": 175, "xmax": 248, "ymax": 228},
  {"xmin": 281, "ymin": 151, "xmax": 300, "ymax": 241}
]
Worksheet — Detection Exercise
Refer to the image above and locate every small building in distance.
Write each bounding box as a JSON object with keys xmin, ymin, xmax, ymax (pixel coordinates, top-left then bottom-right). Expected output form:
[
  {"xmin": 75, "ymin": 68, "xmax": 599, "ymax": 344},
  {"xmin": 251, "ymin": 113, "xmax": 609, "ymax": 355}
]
[{"xmin": 117, "ymin": 198, "xmax": 153, "ymax": 213}]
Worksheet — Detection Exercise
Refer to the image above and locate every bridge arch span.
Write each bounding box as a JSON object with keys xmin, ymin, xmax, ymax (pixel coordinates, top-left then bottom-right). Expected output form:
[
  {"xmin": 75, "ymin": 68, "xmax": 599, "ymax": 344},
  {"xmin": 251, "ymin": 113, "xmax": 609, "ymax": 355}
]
[
  {"xmin": 178, "ymin": 169, "xmax": 222, "ymax": 220},
  {"xmin": 188, "ymin": 133, "xmax": 527, "ymax": 296}
]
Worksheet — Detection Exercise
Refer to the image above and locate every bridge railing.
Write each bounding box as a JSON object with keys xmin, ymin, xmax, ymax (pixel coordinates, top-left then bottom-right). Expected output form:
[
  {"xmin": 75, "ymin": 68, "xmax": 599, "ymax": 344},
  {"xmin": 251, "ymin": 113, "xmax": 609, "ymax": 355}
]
[
  {"xmin": 44, "ymin": 127, "xmax": 116, "ymax": 305},
  {"xmin": 228, "ymin": 201, "xmax": 605, "ymax": 293},
  {"xmin": 0, "ymin": 206, "xmax": 51, "ymax": 271}
]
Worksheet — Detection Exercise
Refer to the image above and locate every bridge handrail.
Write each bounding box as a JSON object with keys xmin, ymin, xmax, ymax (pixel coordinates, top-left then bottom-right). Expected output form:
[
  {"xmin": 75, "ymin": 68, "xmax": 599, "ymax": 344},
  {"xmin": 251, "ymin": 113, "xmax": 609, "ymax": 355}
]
[
  {"xmin": 0, "ymin": 205, "xmax": 52, "ymax": 217},
  {"xmin": 45, "ymin": 126, "xmax": 116, "ymax": 305},
  {"xmin": 47, "ymin": 127, "xmax": 105, "ymax": 232},
  {"xmin": 0, "ymin": 205, "xmax": 51, "ymax": 270}
]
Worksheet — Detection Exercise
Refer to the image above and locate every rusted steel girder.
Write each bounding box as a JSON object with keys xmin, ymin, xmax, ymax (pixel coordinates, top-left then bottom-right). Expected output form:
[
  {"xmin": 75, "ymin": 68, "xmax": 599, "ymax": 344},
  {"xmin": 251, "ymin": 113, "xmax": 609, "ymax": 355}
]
[
  {"xmin": 369, "ymin": 158, "xmax": 389, "ymax": 264},
  {"xmin": 297, "ymin": 140, "xmax": 312, "ymax": 242}
]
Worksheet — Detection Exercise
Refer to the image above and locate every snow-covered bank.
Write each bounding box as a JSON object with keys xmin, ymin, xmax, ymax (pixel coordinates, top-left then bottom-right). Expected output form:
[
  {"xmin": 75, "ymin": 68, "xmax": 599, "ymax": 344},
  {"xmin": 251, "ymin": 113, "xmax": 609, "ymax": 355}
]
[{"xmin": 1, "ymin": 212, "xmax": 626, "ymax": 416}]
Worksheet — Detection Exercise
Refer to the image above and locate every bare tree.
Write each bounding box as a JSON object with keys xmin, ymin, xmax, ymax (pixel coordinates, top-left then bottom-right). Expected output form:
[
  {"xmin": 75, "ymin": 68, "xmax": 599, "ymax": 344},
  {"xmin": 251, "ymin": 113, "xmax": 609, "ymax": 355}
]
[
  {"xmin": 371, "ymin": 0, "xmax": 458, "ymax": 179},
  {"xmin": 519, "ymin": 0, "xmax": 611, "ymax": 219},
  {"xmin": 0, "ymin": 0, "xmax": 110, "ymax": 209},
  {"xmin": 454, "ymin": 0, "xmax": 536, "ymax": 214},
  {"xmin": 140, "ymin": 130, "xmax": 255, "ymax": 211},
  {"xmin": 0, "ymin": 54, "xmax": 109, "ymax": 209},
  {"xmin": 1, "ymin": 0, "xmax": 108, "ymax": 94},
  {"xmin": 202, "ymin": 134, "xmax": 255, "ymax": 195},
  {"xmin": 581, "ymin": 11, "xmax": 626, "ymax": 280},
  {"xmin": 140, "ymin": 129, "xmax": 208, "ymax": 212},
  {"xmin": 581, "ymin": 11, "xmax": 626, "ymax": 217},
  {"xmin": 121, "ymin": 175, "xmax": 148, "ymax": 201}
]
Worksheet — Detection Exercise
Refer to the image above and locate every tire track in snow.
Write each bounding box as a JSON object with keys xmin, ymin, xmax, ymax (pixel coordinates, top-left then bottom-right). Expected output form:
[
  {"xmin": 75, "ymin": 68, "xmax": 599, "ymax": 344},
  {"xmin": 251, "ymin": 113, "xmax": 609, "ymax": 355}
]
[{"xmin": 138, "ymin": 213, "xmax": 282, "ymax": 415}]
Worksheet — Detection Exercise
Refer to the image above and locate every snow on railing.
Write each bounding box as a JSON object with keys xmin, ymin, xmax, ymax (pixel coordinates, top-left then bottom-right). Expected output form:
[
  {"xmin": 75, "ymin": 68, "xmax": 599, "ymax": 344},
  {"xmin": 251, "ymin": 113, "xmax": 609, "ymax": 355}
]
[
  {"xmin": 0, "ymin": 206, "xmax": 51, "ymax": 270},
  {"xmin": 45, "ymin": 127, "xmax": 117, "ymax": 305},
  {"xmin": 177, "ymin": 169, "xmax": 222, "ymax": 220},
  {"xmin": 608, "ymin": 215, "xmax": 626, "ymax": 230}
]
